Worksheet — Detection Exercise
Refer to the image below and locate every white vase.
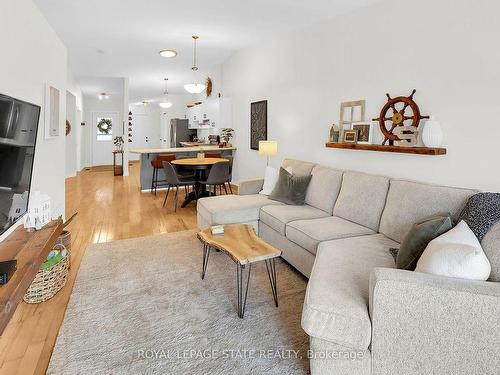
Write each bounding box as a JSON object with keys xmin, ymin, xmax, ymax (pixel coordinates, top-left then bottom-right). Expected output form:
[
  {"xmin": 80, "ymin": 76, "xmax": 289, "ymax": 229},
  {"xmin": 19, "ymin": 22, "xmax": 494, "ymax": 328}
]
[{"xmin": 422, "ymin": 116, "xmax": 443, "ymax": 147}]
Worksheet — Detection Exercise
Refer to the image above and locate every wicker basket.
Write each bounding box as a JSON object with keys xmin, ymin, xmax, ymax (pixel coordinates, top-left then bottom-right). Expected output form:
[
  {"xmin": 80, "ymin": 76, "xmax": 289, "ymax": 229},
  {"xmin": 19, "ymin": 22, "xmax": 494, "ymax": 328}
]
[{"xmin": 23, "ymin": 244, "xmax": 70, "ymax": 304}]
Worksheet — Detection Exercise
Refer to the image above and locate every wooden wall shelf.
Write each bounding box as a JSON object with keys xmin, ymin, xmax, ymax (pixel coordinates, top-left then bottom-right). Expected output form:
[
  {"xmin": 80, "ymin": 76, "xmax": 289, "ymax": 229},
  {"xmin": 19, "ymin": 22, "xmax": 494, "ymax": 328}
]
[
  {"xmin": 325, "ymin": 143, "xmax": 447, "ymax": 155},
  {"xmin": 0, "ymin": 220, "xmax": 63, "ymax": 335}
]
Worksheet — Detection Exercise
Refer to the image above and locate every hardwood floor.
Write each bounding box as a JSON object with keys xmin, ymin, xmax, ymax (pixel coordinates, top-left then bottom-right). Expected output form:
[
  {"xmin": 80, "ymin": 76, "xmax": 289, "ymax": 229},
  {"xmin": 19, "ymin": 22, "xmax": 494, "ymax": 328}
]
[{"xmin": 0, "ymin": 161, "xmax": 205, "ymax": 374}]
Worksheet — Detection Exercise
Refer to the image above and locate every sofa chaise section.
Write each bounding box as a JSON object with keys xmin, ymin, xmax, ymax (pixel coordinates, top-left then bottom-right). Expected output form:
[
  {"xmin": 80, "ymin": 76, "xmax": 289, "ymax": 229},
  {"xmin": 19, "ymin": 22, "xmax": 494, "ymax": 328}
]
[
  {"xmin": 197, "ymin": 194, "xmax": 282, "ymax": 232},
  {"xmin": 302, "ymin": 234, "xmax": 398, "ymax": 351}
]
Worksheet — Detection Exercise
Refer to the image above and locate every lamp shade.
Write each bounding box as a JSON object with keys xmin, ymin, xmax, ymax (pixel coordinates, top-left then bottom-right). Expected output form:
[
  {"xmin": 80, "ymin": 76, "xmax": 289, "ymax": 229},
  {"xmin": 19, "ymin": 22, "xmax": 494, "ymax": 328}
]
[
  {"xmin": 258, "ymin": 141, "xmax": 278, "ymax": 156},
  {"xmin": 184, "ymin": 83, "xmax": 206, "ymax": 94},
  {"xmin": 159, "ymin": 102, "xmax": 173, "ymax": 109}
]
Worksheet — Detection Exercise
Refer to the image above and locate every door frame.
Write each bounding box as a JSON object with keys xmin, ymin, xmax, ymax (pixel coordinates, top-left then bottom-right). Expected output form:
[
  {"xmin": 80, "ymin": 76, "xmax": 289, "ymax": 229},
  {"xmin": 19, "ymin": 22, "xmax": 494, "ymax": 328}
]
[{"xmin": 91, "ymin": 111, "xmax": 119, "ymax": 166}]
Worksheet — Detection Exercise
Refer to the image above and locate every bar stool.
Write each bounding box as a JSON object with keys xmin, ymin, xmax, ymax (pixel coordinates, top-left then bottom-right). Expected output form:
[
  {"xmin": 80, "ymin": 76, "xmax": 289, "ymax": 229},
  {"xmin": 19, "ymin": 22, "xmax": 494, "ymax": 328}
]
[
  {"xmin": 204, "ymin": 152, "xmax": 222, "ymax": 158},
  {"xmin": 151, "ymin": 154, "xmax": 176, "ymax": 195}
]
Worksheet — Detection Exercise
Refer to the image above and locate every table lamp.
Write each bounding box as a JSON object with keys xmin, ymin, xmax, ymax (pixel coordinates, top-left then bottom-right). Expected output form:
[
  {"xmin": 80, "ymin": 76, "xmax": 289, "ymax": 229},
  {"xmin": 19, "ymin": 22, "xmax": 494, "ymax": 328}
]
[{"xmin": 258, "ymin": 140, "xmax": 278, "ymax": 166}]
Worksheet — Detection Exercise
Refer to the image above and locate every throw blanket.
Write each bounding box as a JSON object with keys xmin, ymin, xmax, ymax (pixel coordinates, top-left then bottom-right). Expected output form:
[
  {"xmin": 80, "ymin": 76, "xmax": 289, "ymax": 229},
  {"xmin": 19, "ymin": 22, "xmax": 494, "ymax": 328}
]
[{"xmin": 458, "ymin": 192, "xmax": 500, "ymax": 241}]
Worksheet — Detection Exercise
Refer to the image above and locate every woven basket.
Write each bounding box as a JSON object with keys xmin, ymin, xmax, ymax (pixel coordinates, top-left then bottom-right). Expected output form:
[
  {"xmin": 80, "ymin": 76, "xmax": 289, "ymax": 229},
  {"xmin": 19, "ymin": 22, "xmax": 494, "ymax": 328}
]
[{"xmin": 23, "ymin": 244, "xmax": 70, "ymax": 304}]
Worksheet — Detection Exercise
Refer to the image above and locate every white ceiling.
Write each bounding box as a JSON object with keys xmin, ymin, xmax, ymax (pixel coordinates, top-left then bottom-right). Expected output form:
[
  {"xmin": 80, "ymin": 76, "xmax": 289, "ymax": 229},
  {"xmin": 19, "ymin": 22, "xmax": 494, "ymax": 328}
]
[{"xmin": 34, "ymin": 0, "xmax": 378, "ymax": 102}]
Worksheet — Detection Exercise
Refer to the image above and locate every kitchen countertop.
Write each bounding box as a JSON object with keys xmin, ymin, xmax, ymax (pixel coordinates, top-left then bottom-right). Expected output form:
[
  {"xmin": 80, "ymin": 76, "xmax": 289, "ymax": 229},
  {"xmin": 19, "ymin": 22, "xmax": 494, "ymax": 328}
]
[
  {"xmin": 129, "ymin": 146, "xmax": 236, "ymax": 154},
  {"xmin": 179, "ymin": 142, "xmax": 212, "ymax": 147}
]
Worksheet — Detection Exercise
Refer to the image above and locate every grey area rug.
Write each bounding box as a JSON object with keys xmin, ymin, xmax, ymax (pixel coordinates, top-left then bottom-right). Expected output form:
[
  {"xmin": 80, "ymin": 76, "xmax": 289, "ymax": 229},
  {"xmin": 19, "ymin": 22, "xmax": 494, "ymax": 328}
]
[{"xmin": 48, "ymin": 230, "xmax": 310, "ymax": 374}]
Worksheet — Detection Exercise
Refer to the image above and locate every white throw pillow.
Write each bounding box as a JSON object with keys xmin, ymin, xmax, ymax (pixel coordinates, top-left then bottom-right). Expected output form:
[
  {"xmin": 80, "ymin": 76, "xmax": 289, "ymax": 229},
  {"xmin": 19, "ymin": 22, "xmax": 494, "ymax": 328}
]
[
  {"xmin": 415, "ymin": 220, "xmax": 491, "ymax": 280},
  {"xmin": 259, "ymin": 166, "xmax": 279, "ymax": 195}
]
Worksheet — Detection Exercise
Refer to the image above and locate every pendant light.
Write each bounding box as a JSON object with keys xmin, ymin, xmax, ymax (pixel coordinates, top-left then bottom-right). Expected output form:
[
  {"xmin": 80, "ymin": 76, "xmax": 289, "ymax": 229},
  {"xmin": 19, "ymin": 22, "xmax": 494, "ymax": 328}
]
[
  {"xmin": 184, "ymin": 35, "xmax": 206, "ymax": 94},
  {"xmin": 159, "ymin": 78, "xmax": 173, "ymax": 109}
]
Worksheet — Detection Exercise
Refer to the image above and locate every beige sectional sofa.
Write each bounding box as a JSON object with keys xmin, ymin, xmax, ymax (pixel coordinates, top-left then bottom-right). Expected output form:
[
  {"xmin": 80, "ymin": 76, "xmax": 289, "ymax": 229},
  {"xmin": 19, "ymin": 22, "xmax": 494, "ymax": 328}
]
[{"xmin": 197, "ymin": 159, "xmax": 500, "ymax": 375}]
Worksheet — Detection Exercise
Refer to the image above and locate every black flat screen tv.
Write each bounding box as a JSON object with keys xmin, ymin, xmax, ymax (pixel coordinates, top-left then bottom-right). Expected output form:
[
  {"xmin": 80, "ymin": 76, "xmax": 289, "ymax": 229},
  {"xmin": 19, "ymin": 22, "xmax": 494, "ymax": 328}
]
[{"xmin": 0, "ymin": 93, "xmax": 40, "ymax": 237}]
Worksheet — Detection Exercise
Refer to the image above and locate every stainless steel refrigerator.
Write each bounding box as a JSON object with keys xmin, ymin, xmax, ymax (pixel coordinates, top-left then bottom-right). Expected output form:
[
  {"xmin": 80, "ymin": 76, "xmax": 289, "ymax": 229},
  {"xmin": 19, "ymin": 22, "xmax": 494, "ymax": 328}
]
[{"xmin": 170, "ymin": 119, "xmax": 196, "ymax": 147}]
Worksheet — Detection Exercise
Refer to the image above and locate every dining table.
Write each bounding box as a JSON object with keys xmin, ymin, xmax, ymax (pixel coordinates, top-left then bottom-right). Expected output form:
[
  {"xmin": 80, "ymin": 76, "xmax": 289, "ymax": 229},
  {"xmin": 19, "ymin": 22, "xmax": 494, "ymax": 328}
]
[{"xmin": 170, "ymin": 157, "xmax": 229, "ymax": 208}]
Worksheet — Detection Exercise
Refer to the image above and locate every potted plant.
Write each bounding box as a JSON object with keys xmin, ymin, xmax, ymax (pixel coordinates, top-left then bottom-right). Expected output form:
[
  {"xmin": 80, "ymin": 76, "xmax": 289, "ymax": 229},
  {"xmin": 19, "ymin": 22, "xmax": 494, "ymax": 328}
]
[{"xmin": 220, "ymin": 128, "xmax": 234, "ymax": 147}]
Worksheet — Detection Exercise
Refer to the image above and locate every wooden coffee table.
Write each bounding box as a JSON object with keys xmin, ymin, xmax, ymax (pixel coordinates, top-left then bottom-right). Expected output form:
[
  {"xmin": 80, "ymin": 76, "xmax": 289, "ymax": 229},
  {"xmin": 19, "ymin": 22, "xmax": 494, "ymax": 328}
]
[{"xmin": 197, "ymin": 224, "xmax": 282, "ymax": 318}]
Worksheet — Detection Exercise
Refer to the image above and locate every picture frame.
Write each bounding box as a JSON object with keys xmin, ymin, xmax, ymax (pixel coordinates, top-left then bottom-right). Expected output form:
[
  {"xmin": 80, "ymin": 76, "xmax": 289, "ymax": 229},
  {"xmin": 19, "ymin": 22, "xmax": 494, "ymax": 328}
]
[
  {"xmin": 352, "ymin": 122, "xmax": 373, "ymax": 144},
  {"xmin": 250, "ymin": 100, "xmax": 267, "ymax": 150},
  {"xmin": 339, "ymin": 100, "xmax": 365, "ymax": 140},
  {"xmin": 343, "ymin": 130, "xmax": 358, "ymax": 143},
  {"xmin": 44, "ymin": 83, "xmax": 61, "ymax": 139}
]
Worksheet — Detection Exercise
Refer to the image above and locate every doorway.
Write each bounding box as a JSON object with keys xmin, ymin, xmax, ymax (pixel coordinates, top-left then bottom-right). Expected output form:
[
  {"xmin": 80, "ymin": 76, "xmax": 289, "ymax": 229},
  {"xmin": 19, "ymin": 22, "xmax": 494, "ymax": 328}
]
[{"xmin": 91, "ymin": 111, "xmax": 119, "ymax": 166}]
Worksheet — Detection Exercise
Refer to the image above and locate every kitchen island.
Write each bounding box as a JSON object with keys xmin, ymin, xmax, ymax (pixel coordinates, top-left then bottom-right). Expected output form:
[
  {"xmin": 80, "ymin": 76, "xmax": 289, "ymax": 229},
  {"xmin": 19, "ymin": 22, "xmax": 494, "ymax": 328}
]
[{"xmin": 129, "ymin": 146, "xmax": 236, "ymax": 191}]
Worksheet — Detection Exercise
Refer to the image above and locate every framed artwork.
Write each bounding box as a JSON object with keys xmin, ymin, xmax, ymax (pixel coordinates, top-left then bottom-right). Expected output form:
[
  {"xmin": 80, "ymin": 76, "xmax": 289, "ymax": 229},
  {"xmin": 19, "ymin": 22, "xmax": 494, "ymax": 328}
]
[
  {"xmin": 250, "ymin": 100, "xmax": 267, "ymax": 150},
  {"xmin": 44, "ymin": 83, "xmax": 60, "ymax": 139},
  {"xmin": 343, "ymin": 130, "xmax": 358, "ymax": 143},
  {"xmin": 339, "ymin": 100, "xmax": 365, "ymax": 140},
  {"xmin": 352, "ymin": 122, "xmax": 373, "ymax": 144}
]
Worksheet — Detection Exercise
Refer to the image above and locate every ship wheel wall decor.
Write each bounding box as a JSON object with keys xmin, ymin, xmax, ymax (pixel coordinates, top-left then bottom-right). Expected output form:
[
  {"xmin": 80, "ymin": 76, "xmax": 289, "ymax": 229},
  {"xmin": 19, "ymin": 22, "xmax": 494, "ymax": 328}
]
[{"xmin": 372, "ymin": 89, "xmax": 429, "ymax": 146}]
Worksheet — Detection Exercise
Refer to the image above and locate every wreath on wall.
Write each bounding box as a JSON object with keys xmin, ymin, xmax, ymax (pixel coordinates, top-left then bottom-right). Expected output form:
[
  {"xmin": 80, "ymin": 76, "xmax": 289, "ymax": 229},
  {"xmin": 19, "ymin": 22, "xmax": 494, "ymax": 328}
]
[{"xmin": 97, "ymin": 118, "xmax": 112, "ymax": 134}]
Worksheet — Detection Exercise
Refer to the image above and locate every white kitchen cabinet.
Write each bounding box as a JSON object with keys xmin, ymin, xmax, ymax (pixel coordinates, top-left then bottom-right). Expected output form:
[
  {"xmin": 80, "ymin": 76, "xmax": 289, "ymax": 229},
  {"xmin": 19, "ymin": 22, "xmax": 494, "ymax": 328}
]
[{"xmin": 186, "ymin": 98, "xmax": 232, "ymax": 129}]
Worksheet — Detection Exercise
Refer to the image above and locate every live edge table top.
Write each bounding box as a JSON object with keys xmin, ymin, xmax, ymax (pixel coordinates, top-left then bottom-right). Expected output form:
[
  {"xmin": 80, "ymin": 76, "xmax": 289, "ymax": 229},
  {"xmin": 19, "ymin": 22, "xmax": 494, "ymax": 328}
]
[{"xmin": 197, "ymin": 224, "xmax": 282, "ymax": 266}]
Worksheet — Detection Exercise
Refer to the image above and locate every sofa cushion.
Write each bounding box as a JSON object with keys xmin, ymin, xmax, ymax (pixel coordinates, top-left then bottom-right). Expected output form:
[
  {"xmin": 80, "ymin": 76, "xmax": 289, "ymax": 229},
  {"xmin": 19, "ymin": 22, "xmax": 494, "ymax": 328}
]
[
  {"xmin": 282, "ymin": 158, "xmax": 316, "ymax": 176},
  {"xmin": 379, "ymin": 179, "xmax": 476, "ymax": 243},
  {"xmin": 286, "ymin": 216, "xmax": 375, "ymax": 255},
  {"xmin": 305, "ymin": 165, "xmax": 344, "ymax": 214},
  {"xmin": 302, "ymin": 234, "xmax": 398, "ymax": 350},
  {"xmin": 197, "ymin": 194, "xmax": 282, "ymax": 226},
  {"xmin": 259, "ymin": 204, "xmax": 329, "ymax": 236},
  {"xmin": 333, "ymin": 171, "xmax": 390, "ymax": 231}
]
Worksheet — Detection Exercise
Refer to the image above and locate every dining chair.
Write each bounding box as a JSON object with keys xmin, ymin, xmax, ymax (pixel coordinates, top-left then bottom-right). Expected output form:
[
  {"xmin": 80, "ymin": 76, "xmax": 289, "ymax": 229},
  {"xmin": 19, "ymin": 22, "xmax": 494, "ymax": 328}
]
[
  {"xmin": 225, "ymin": 156, "xmax": 234, "ymax": 194},
  {"xmin": 150, "ymin": 154, "xmax": 176, "ymax": 195},
  {"xmin": 162, "ymin": 162, "xmax": 196, "ymax": 211},
  {"xmin": 199, "ymin": 162, "xmax": 231, "ymax": 196},
  {"xmin": 174, "ymin": 155, "xmax": 196, "ymax": 179}
]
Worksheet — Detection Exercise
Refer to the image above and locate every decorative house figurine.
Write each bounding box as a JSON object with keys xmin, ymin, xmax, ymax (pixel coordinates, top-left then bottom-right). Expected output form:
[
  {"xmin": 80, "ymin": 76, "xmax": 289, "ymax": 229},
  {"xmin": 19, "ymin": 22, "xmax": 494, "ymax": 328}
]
[
  {"xmin": 7, "ymin": 192, "xmax": 28, "ymax": 227},
  {"xmin": 24, "ymin": 192, "xmax": 51, "ymax": 230}
]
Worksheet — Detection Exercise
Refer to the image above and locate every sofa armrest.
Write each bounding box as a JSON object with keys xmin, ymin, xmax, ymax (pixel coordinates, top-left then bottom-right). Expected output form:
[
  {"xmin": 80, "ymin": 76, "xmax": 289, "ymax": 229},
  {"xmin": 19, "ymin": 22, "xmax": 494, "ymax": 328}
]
[
  {"xmin": 369, "ymin": 268, "xmax": 500, "ymax": 375},
  {"xmin": 238, "ymin": 177, "xmax": 264, "ymax": 195}
]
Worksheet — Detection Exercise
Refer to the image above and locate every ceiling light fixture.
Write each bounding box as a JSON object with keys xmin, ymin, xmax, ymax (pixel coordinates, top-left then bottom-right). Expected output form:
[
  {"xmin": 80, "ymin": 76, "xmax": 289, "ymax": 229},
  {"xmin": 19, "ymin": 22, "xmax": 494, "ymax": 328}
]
[
  {"xmin": 98, "ymin": 92, "xmax": 109, "ymax": 100},
  {"xmin": 159, "ymin": 78, "xmax": 173, "ymax": 109},
  {"xmin": 184, "ymin": 35, "xmax": 206, "ymax": 94},
  {"xmin": 159, "ymin": 49, "xmax": 177, "ymax": 58}
]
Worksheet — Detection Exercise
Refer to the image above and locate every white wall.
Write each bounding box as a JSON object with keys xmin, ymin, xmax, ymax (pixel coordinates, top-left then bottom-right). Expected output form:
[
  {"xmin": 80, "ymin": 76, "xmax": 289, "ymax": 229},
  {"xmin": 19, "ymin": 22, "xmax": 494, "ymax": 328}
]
[
  {"xmin": 0, "ymin": 0, "xmax": 68, "ymax": 227},
  {"xmin": 66, "ymin": 70, "xmax": 84, "ymax": 176},
  {"xmin": 223, "ymin": 0, "xmax": 500, "ymax": 192}
]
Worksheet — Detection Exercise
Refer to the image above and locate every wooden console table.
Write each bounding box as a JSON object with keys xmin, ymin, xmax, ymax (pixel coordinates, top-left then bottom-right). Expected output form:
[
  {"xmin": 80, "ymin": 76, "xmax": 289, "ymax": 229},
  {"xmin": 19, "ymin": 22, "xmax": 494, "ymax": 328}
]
[
  {"xmin": 113, "ymin": 150, "xmax": 124, "ymax": 176},
  {"xmin": 0, "ymin": 220, "xmax": 63, "ymax": 334}
]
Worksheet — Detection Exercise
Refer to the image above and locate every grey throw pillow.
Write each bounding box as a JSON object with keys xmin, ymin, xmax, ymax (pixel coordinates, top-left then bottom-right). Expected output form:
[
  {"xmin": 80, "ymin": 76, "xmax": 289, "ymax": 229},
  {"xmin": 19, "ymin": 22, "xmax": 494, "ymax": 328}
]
[
  {"xmin": 269, "ymin": 167, "xmax": 312, "ymax": 205},
  {"xmin": 396, "ymin": 214, "xmax": 452, "ymax": 270}
]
